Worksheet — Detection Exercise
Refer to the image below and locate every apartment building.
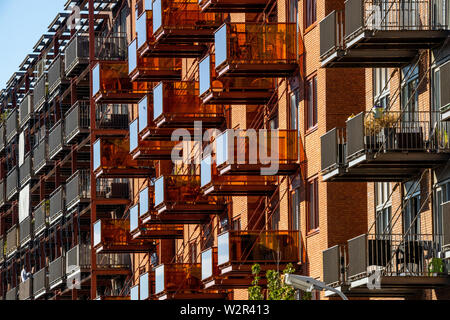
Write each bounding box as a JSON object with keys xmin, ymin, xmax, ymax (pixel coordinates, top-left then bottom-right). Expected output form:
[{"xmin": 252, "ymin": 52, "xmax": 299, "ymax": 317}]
[{"xmin": 0, "ymin": 0, "xmax": 448, "ymax": 301}]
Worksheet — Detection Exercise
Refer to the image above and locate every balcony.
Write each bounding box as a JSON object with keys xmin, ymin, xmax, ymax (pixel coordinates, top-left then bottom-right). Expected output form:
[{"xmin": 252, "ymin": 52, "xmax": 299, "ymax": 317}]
[
  {"xmin": 6, "ymin": 167, "xmax": 19, "ymax": 201},
  {"xmin": 217, "ymin": 230, "xmax": 299, "ymax": 275},
  {"xmin": 152, "ymin": 0, "xmax": 222, "ymax": 44},
  {"xmin": 49, "ymin": 185, "xmax": 65, "ymax": 225},
  {"xmin": 134, "ymin": 95, "xmax": 174, "ymax": 141},
  {"xmin": 49, "ymin": 256, "xmax": 65, "ymax": 289},
  {"xmin": 19, "ymin": 153, "xmax": 34, "ymax": 186},
  {"xmin": 128, "ymin": 39, "xmax": 181, "ymax": 82},
  {"xmin": 215, "ymin": 129, "xmax": 299, "ymax": 175},
  {"xmin": 64, "ymin": 101, "xmax": 90, "ymax": 144},
  {"xmin": 198, "ymin": 0, "xmax": 269, "ymax": 12},
  {"xmin": 152, "ymin": 81, "xmax": 224, "ymax": 128},
  {"xmin": 199, "ymin": 54, "xmax": 274, "ymax": 105},
  {"xmin": 200, "ymin": 155, "xmax": 277, "ymax": 196},
  {"xmin": 48, "ymin": 54, "xmax": 68, "ymax": 98},
  {"xmin": 33, "ymin": 136, "xmax": 53, "ymax": 175},
  {"xmin": 48, "ymin": 121, "xmax": 66, "ymax": 160},
  {"xmin": 130, "ymin": 204, "xmax": 184, "ymax": 239},
  {"xmin": 129, "ymin": 118, "xmax": 178, "ymax": 160},
  {"xmin": 96, "ymin": 178, "xmax": 130, "ymax": 205},
  {"xmin": 5, "ymin": 287, "xmax": 17, "ymax": 300},
  {"xmin": 321, "ymin": 111, "xmax": 450, "ymax": 182},
  {"xmin": 0, "ymin": 124, "xmax": 5, "ymax": 153},
  {"xmin": 18, "ymin": 278, "xmax": 33, "ymax": 300},
  {"xmin": 93, "ymin": 138, "xmax": 154, "ymax": 178},
  {"xmin": 64, "ymin": 35, "xmax": 90, "ymax": 77},
  {"xmin": 154, "ymin": 175, "xmax": 224, "ymax": 219},
  {"xmin": 0, "ymin": 181, "xmax": 6, "ymax": 208},
  {"xmin": 66, "ymin": 244, "xmax": 90, "ymax": 286},
  {"xmin": 66, "ymin": 170, "xmax": 90, "ymax": 211},
  {"xmin": 34, "ymin": 74, "xmax": 47, "ymax": 113},
  {"xmin": 33, "ymin": 267, "xmax": 48, "ymax": 299},
  {"xmin": 155, "ymin": 263, "xmax": 222, "ymax": 299},
  {"xmin": 33, "ymin": 200, "xmax": 48, "ymax": 236},
  {"xmin": 96, "ymin": 104, "xmax": 130, "ymax": 134},
  {"xmin": 6, "ymin": 108, "xmax": 18, "ymax": 143},
  {"xmin": 440, "ymin": 61, "xmax": 450, "ymax": 121},
  {"xmin": 214, "ymin": 22, "xmax": 297, "ymax": 77},
  {"xmin": 325, "ymin": 233, "xmax": 450, "ymax": 296},
  {"xmin": 92, "ymin": 61, "xmax": 151, "ymax": 103},
  {"xmin": 93, "ymin": 219, "xmax": 156, "ymax": 253},
  {"xmin": 6, "ymin": 225, "xmax": 18, "ymax": 258},
  {"xmin": 320, "ymin": 0, "xmax": 450, "ymax": 68},
  {"xmin": 19, "ymin": 92, "xmax": 34, "ymax": 128},
  {"xmin": 19, "ymin": 215, "xmax": 32, "ymax": 247}
]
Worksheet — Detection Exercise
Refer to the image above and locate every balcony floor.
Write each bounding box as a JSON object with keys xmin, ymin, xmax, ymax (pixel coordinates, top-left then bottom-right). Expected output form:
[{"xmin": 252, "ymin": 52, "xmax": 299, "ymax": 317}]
[
  {"xmin": 199, "ymin": 0, "xmax": 270, "ymax": 12},
  {"xmin": 95, "ymin": 167, "xmax": 155, "ymax": 179},
  {"xmin": 140, "ymin": 43, "xmax": 208, "ymax": 58},
  {"xmin": 129, "ymin": 68, "xmax": 182, "ymax": 82},
  {"xmin": 202, "ymin": 182, "xmax": 277, "ymax": 196},
  {"xmin": 201, "ymin": 89, "xmax": 273, "ymax": 105},
  {"xmin": 157, "ymin": 203, "xmax": 225, "ymax": 216},
  {"xmin": 218, "ymin": 163, "xmax": 299, "ymax": 176},
  {"xmin": 217, "ymin": 62, "xmax": 298, "ymax": 78}
]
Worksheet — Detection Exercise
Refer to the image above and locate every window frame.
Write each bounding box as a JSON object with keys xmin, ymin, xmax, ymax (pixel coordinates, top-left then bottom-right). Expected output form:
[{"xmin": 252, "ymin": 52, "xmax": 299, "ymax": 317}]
[
  {"xmin": 305, "ymin": 74, "xmax": 318, "ymax": 131},
  {"xmin": 304, "ymin": 0, "xmax": 317, "ymax": 30},
  {"xmin": 306, "ymin": 177, "xmax": 319, "ymax": 233}
]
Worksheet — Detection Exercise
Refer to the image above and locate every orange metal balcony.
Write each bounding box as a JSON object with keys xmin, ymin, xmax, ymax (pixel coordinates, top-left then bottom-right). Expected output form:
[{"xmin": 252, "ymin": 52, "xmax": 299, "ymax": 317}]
[
  {"xmin": 135, "ymin": 95, "xmax": 175, "ymax": 141},
  {"xmin": 153, "ymin": 81, "xmax": 224, "ymax": 128},
  {"xmin": 128, "ymin": 39, "xmax": 182, "ymax": 82},
  {"xmin": 154, "ymin": 175, "xmax": 224, "ymax": 219},
  {"xmin": 92, "ymin": 61, "xmax": 151, "ymax": 103},
  {"xmin": 217, "ymin": 230, "xmax": 299, "ymax": 275},
  {"xmin": 129, "ymin": 204, "xmax": 184, "ymax": 239},
  {"xmin": 152, "ymin": 0, "xmax": 223, "ymax": 44},
  {"xmin": 93, "ymin": 138, "xmax": 154, "ymax": 178},
  {"xmin": 155, "ymin": 263, "xmax": 224, "ymax": 299},
  {"xmin": 93, "ymin": 219, "xmax": 156, "ymax": 253},
  {"xmin": 214, "ymin": 22, "xmax": 298, "ymax": 77},
  {"xmin": 129, "ymin": 118, "xmax": 179, "ymax": 160},
  {"xmin": 201, "ymin": 155, "xmax": 277, "ymax": 196},
  {"xmin": 136, "ymin": 9, "xmax": 207, "ymax": 58},
  {"xmin": 215, "ymin": 129, "xmax": 299, "ymax": 175},
  {"xmin": 199, "ymin": 0, "xmax": 269, "ymax": 12},
  {"xmin": 199, "ymin": 54, "xmax": 274, "ymax": 105}
]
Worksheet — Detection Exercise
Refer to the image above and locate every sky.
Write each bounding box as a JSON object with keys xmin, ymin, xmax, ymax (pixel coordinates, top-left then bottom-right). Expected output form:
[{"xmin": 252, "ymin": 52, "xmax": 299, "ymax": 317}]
[{"xmin": 0, "ymin": 0, "xmax": 67, "ymax": 89}]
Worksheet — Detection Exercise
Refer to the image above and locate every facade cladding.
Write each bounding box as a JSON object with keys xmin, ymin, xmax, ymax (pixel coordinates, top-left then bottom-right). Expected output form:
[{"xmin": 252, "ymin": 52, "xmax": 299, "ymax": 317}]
[{"xmin": 0, "ymin": 0, "xmax": 449, "ymax": 301}]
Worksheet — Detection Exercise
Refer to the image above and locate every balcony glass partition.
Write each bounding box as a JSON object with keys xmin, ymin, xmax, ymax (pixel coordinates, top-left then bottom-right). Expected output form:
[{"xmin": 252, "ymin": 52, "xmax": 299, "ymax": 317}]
[
  {"xmin": 130, "ymin": 205, "xmax": 139, "ymax": 232},
  {"xmin": 139, "ymin": 96, "xmax": 150, "ymax": 133},
  {"xmin": 155, "ymin": 263, "xmax": 201, "ymax": 295},
  {"xmin": 140, "ymin": 187, "xmax": 150, "ymax": 216},
  {"xmin": 140, "ymin": 272, "xmax": 149, "ymax": 300},
  {"xmin": 130, "ymin": 284, "xmax": 139, "ymax": 300}
]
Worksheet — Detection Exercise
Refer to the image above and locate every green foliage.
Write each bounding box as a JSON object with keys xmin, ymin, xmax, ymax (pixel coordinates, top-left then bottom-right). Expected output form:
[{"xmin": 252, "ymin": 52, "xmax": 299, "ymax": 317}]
[
  {"xmin": 248, "ymin": 263, "xmax": 296, "ymax": 300},
  {"xmin": 301, "ymin": 291, "xmax": 312, "ymax": 300}
]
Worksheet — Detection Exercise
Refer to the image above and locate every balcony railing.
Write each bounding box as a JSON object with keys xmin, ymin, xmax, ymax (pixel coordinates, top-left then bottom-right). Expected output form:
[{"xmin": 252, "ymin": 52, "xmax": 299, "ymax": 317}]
[
  {"xmin": 154, "ymin": 263, "xmax": 202, "ymax": 296},
  {"xmin": 215, "ymin": 129, "xmax": 299, "ymax": 175},
  {"xmin": 217, "ymin": 230, "xmax": 299, "ymax": 268},
  {"xmin": 200, "ymin": 155, "xmax": 277, "ymax": 196},
  {"xmin": 18, "ymin": 278, "xmax": 33, "ymax": 300},
  {"xmin": 96, "ymin": 178, "xmax": 130, "ymax": 200},
  {"xmin": 34, "ymin": 74, "xmax": 47, "ymax": 113},
  {"xmin": 0, "ymin": 180, "xmax": 5, "ymax": 208},
  {"xmin": 49, "ymin": 186, "xmax": 64, "ymax": 225},
  {"xmin": 6, "ymin": 225, "xmax": 18, "ymax": 257},
  {"xmin": 198, "ymin": 0, "xmax": 269, "ymax": 12},
  {"xmin": 154, "ymin": 175, "xmax": 224, "ymax": 216},
  {"xmin": 153, "ymin": 81, "xmax": 223, "ymax": 128},
  {"xmin": 440, "ymin": 61, "xmax": 450, "ymax": 121},
  {"xmin": 93, "ymin": 219, "xmax": 155, "ymax": 253},
  {"xmin": 201, "ymin": 247, "xmax": 219, "ymax": 281},
  {"xmin": 19, "ymin": 215, "xmax": 32, "ymax": 247},
  {"xmin": 6, "ymin": 108, "xmax": 18, "ymax": 143},
  {"xmin": 130, "ymin": 284, "xmax": 139, "ymax": 300},
  {"xmin": 322, "ymin": 245, "xmax": 346, "ymax": 287},
  {"xmin": 65, "ymin": 35, "xmax": 90, "ymax": 76},
  {"xmin": 152, "ymin": 0, "xmax": 223, "ymax": 43},
  {"xmin": 19, "ymin": 153, "xmax": 33, "ymax": 186},
  {"xmin": 214, "ymin": 22, "xmax": 298, "ymax": 77},
  {"xmin": 320, "ymin": 0, "xmax": 449, "ymax": 67},
  {"xmin": 199, "ymin": 54, "xmax": 274, "ymax": 105},
  {"xmin": 96, "ymin": 104, "xmax": 129, "ymax": 131},
  {"xmin": 5, "ymin": 287, "xmax": 17, "ymax": 300},
  {"xmin": 64, "ymin": 101, "xmax": 90, "ymax": 144},
  {"xmin": 49, "ymin": 256, "xmax": 65, "ymax": 289},
  {"xmin": 48, "ymin": 121, "xmax": 64, "ymax": 160},
  {"xmin": 33, "ymin": 136, "xmax": 52, "ymax": 174},
  {"xmin": 19, "ymin": 92, "xmax": 34, "ymax": 128},
  {"xmin": 33, "ymin": 267, "xmax": 48, "ymax": 299},
  {"xmin": 6, "ymin": 167, "xmax": 19, "ymax": 201},
  {"xmin": 93, "ymin": 138, "xmax": 153, "ymax": 178},
  {"xmin": 128, "ymin": 39, "xmax": 182, "ymax": 82},
  {"xmin": 0, "ymin": 236, "xmax": 4, "ymax": 263},
  {"xmin": 0, "ymin": 124, "xmax": 5, "ymax": 153},
  {"xmin": 48, "ymin": 54, "xmax": 66, "ymax": 96},
  {"xmin": 66, "ymin": 170, "xmax": 90, "ymax": 211},
  {"xmin": 139, "ymin": 272, "xmax": 153, "ymax": 300},
  {"xmin": 92, "ymin": 61, "xmax": 151, "ymax": 103},
  {"xmin": 33, "ymin": 199, "xmax": 48, "ymax": 236},
  {"xmin": 66, "ymin": 244, "xmax": 91, "ymax": 280},
  {"xmin": 321, "ymin": 111, "xmax": 450, "ymax": 181},
  {"xmin": 129, "ymin": 118, "xmax": 178, "ymax": 160}
]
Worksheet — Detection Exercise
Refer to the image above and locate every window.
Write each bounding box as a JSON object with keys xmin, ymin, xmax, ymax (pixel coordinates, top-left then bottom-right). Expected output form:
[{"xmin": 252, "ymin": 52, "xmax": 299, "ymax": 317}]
[
  {"xmin": 269, "ymin": 114, "xmax": 279, "ymax": 130},
  {"xmin": 306, "ymin": 75, "xmax": 317, "ymax": 130},
  {"xmin": 434, "ymin": 181, "xmax": 450, "ymax": 237},
  {"xmin": 373, "ymin": 68, "xmax": 390, "ymax": 109},
  {"xmin": 375, "ymin": 182, "xmax": 392, "ymax": 234},
  {"xmin": 307, "ymin": 178, "xmax": 319, "ymax": 232},
  {"xmin": 232, "ymin": 218, "xmax": 241, "ymax": 231},
  {"xmin": 291, "ymin": 189, "xmax": 300, "ymax": 231},
  {"xmin": 305, "ymin": 0, "xmax": 316, "ymax": 29},
  {"xmin": 189, "ymin": 242, "xmax": 197, "ymax": 263},
  {"xmin": 401, "ymin": 65, "xmax": 419, "ymax": 122},
  {"xmin": 290, "ymin": 89, "xmax": 299, "ymax": 130},
  {"xmin": 403, "ymin": 180, "xmax": 421, "ymax": 234}
]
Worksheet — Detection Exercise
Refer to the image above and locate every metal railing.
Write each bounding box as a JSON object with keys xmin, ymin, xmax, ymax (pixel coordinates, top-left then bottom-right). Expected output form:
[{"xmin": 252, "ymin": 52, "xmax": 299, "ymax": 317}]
[
  {"xmin": 49, "ymin": 256, "xmax": 65, "ymax": 289},
  {"xmin": 33, "ymin": 74, "xmax": 47, "ymax": 112},
  {"xmin": 322, "ymin": 245, "xmax": 346, "ymax": 287},
  {"xmin": 33, "ymin": 136, "xmax": 49, "ymax": 174},
  {"xmin": 0, "ymin": 124, "xmax": 5, "ymax": 152},
  {"xmin": 48, "ymin": 55, "xmax": 65, "ymax": 95},
  {"xmin": 48, "ymin": 121, "xmax": 63, "ymax": 159},
  {"xmin": 33, "ymin": 200, "xmax": 48, "ymax": 236},
  {"xmin": 49, "ymin": 186, "xmax": 64, "ymax": 225},
  {"xmin": 33, "ymin": 268, "xmax": 48, "ymax": 298},
  {"xmin": 96, "ymin": 104, "xmax": 129, "ymax": 130},
  {"xmin": 19, "ymin": 153, "xmax": 33, "ymax": 186},
  {"xmin": 66, "ymin": 170, "xmax": 90, "ymax": 210},
  {"xmin": 96, "ymin": 178, "xmax": 130, "ymax": 199},
  {"xmin": 320, "ymin": 127, "xmax": 346, "ymax": 173},
  {"xmin": 5, "ymin": 287, "xmax": 17, "ymax": 300},
  {"xmin": 64, "ymin": 101, "xmax": 89, "ymax": 144},
  {"xmin": 6, "ymin": 167, "xmax": 18, "ymax": 201},
  {"xmin": 19, "ymin": 93, "xmax": 33, "ymax": 128},
  {"xmin": 66, "ymin": 244, "xmax": 91, "ymax": 275},
  {"xmin": 0, "ymin": 181, "xmax": 5, "ymax": 207},
  {"xmin": 19, "ymin": 215, "xmax": 32, "ymax": 246},
  {"xmin": 320, "ymin": 10, "xmax": 345, "ymax": 59},
  {"xmin": 6, "ymin": 108, "xmax": 18, "ymax": 143},
  {"xmin": 6, "ymin": 225, "xmax": 18, "ymax": 257},
  {"xmin": 18, "ymin": 278, "xmax": 33, "ymax": 300}
]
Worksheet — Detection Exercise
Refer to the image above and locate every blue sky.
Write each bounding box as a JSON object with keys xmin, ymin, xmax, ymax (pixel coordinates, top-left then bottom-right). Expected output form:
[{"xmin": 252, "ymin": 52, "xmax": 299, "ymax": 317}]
[{"xmin": 0, "ymin": 0, "xmax": 67, "ymax": 89}]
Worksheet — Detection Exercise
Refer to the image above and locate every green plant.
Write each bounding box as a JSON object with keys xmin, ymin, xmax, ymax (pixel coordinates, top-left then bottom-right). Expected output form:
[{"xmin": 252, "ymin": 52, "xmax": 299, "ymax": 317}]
[
  {"xmin": 248, "ymin": 263, "xmax": 263, "ymax": 300},
  {"xmin": 248, "ymin": 263, "xmax": 296, "ymax": 300},
  {"xmin": 364, "ymin": 111, "xmax": 399, "ymax": 135},
  {"xmin": 428, "ymin": 257, "xmax": 445, "ymax": 275}
]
